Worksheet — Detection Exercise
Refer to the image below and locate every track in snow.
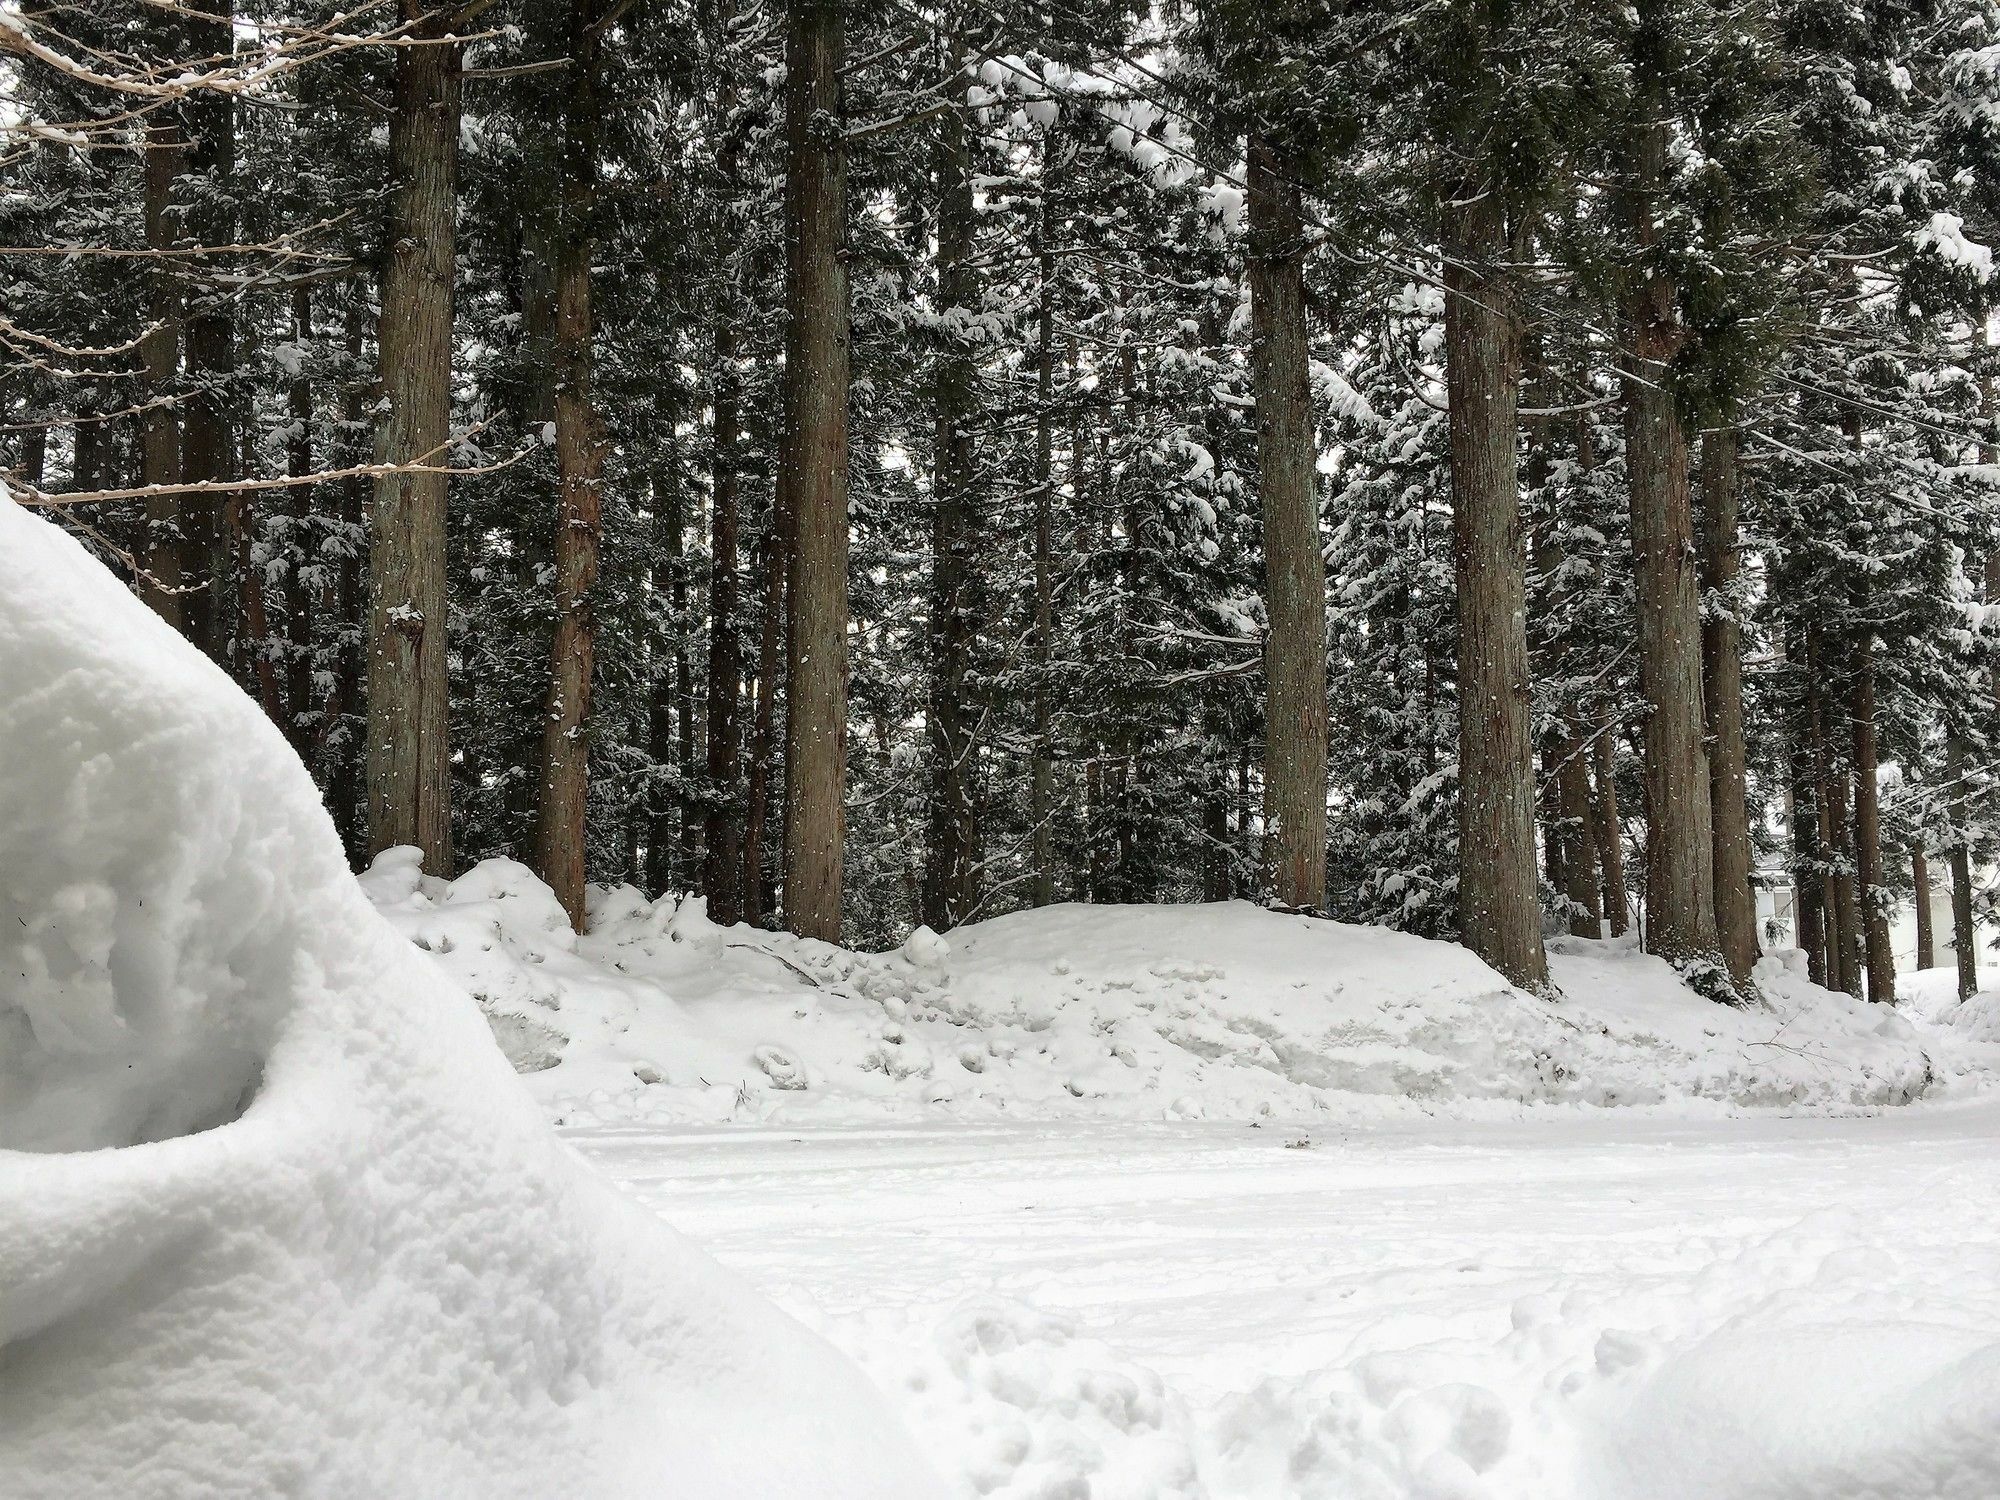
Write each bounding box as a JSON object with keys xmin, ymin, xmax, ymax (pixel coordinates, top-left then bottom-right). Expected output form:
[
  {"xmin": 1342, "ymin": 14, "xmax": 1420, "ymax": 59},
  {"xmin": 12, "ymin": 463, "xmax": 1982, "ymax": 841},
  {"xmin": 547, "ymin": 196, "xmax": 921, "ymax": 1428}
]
[{"xmin": 573, "ymin": 1102, "xmax": 2000, "ymax": 1498}]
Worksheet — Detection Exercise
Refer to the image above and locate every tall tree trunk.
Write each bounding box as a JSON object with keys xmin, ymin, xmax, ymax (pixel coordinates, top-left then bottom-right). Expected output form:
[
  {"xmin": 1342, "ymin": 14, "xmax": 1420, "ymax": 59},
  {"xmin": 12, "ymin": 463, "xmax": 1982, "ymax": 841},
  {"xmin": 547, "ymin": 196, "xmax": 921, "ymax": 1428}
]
[
  {"xmin": 284, "ymin": 283, "xmax": 315, "ymax": 748},
  {"xmin": 779, "ymin": 0, "xmax": 851, "ymax": 943},
  {"xmin": 1850, "ymin": 638, "xmax": 1893, "ymax": 1002},
  {"xmin": 1541, "ymin": 745, "xmax": 1568, "ymax": 899},
  {"xmin": 742, "ymin": 494, "xmax": 786, "ymax": 925},
  {"xmin": 74, "ymin": 419, "xmax": 104, "ymax": 494},
  {"xmin": 646, "ymin": 458, "xmax": 681, "ymax": 896},
  {"xmin": 1827, "ymin": 759, "xmax": 1863, "ymax": 999},
  {"xmin": 139, "ymin": 90, "xmax": 184, "ymax": 627},
  {"xmin": 704, "ymin": 323, "xmax": 744, "ymax": 922},
  {"xmin": 532, "ymin": 0, "xmax": 606, "ymax": 931},
  {"xmin": 234, "ymin": 420, "xmax": 285, "ymax": 730},
  {"xmin": 698, "ymin": 0, "xmax": 744, "ymax": 923},
  {"xmin": 1085, "ymin": 755, "xmax": 1106, "ymax": 902},
  {"xmin": 1914, "ymin": 846, "xmax": 1935, "ymax": 971},
  {"xmin": 1946, "ymin": 725, "xmax": 1980, "ymax": 998},
  {"xmin": 1556, "ymin": 720, "xmax": 1603, "ymax": 938},
  {"xmin": 1787, "ymin": 656, "xmax": 1827, "ymax": 985},
  {"xmin": 1623, "ymin": 67, "xmax": 1725, "ymax": 983},
  {"xmin": 179, "ymin": 0, "xmax": 236, "ymax": 666},
  {"xmin": 1591, "ymin": 717, "xmax": 1630, "ymax": 936},
  {"xmin": 1624, "ymin": 294, "xmax": 1721, "ymax": 971},
  {"xmin": 1029, "ymin": 164, "xmax": 1058, "ymax": 910},
  {"xmin": 18, "ymin": 421, "xmax": 46, "ymax": 493},
  {"xmin": 1951, "ymin": 844, "xmax": 1979, "ymax": 995},
  {"xmin": 327, "ymin": 303, "xmax": 369, "ymax": 862},
  {"xmin": 1245, "ymin": 132, "xmax": 1327, "ymax": 910},
  {"xmin": 1698, "ymin": 425, "xmax": 1758, "ymax": 985},
  {"xmin": 1807, "ymin": 649, "xmax": 1843, "ymax": 987},
  {"xmin": 923, "ymin": 68, "xmax": 980, "ymax": 931},
  {"xmin": 673, "ymin": 485, "xmax": 700, "ymax": 882},
  {"xmin": 1442, "ymin": 191, "xmax": 1548, "ymax": 989},
  {"xmin": 365, "ymin": 2, "xmax": 462, "ymax": 874}
]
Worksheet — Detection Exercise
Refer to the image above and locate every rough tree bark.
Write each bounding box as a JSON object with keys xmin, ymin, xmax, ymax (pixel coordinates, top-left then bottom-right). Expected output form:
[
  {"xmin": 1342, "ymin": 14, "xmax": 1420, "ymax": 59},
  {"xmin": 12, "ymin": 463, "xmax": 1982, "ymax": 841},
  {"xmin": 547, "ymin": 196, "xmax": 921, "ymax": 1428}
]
[
  {"xmin": 697, "ymin": 0, "xmax": 745, "ymax": 923},
  {"xmin": 139, "ymin": 85, "xmax": 184, "ymax": 628},
  {"xmin": 923, "ymin": 66, "xmax": 980, "ymax": 931},
  {"xmin": 1556, "ymin": 720, "xmax": 1603, "ymax": 938},
  {"xmin": 673, "ymin": 485, "xmax": 700, "ymax": 881},
  {"xmin": 1850, "ymin": 636, "xmax": 1893, "ymax": 1002},
  {"xmin": 1828, "ymin": 756, "xmax": 1863, "ymax": 1000},
  {"xmin": 1591, "ymin": 719, "xmax": 1631, "ymax": 936},
  {"xmin": 532, "ymin": 0, "xmax": 608, "ymax": 931},
  {"xmin": 1948, "ymin": 741, "xmax": 1979, "ymax": 998},
  {"xmin": 1029, "ymin": 151, "xmax": 1058, "ymax": 910},
  {"xmin": 1698, "ymin": 426, "xmax": 1758, "ymax": 986},
  {"xmin": 178, "ymin": 0, "xmax": 236, "ymax": 666},
  {"xmin": 1787, "ymin": 644, "xmax": 1827, "ymax": 986},
  {"xmin": 233, "ymin": 419, "xmax": 285, "ymax": 728},
  {"xmin": 1443, "ymin": 190, "xmax": 1548, "ymax": 989},
  {"xmin": 1623, "ymin": 124, "xmax": 1723, "ymax": 982},
  {"xmin": 645, "ymin": 454, "xmax": 681, "ymax": 896},
  {"xmin": 326, "ymin": 304, "xmax": 369, "ymax": 860},
  {"xmin": 1245, "ymin": 132, "xmax": 1328, "ymax": 911},
  {"xmin": 1914, "ymin": 847, "xmax": 1934, "ymax": 972},
  {"xmin": 779, "ymin": 0, "xmax": 851, "ymax": 942},
  {"xmin": 705, "ymin": 316, "xmax": 745, "ymax": 921},
  {"xmin": 365, "ymin": 0, "xmax": 462, "ymax": 874},
  {"xmin": 742, "ymin": 486, "xmax": 787, "ymax": 925},
  {"xmin": 284, "ymin": 284, "xmax": 315, "ymax": 748}
]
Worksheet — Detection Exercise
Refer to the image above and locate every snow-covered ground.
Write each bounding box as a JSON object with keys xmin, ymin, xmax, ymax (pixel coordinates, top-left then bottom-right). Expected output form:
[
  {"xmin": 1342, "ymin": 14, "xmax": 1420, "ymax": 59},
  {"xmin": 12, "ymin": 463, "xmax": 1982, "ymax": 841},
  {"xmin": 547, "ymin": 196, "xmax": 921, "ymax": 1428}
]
[
  {"xmin": 357, "ymin": 850, "xmax": 2000, "ymax": 1496},
  {"xmin": 575, "ymin": 1102, "xmax": 2000, "ymax": 1499},
  {"xmin": 366, "ymin": 858, "xmax": 1987, "ymax": 1130}
]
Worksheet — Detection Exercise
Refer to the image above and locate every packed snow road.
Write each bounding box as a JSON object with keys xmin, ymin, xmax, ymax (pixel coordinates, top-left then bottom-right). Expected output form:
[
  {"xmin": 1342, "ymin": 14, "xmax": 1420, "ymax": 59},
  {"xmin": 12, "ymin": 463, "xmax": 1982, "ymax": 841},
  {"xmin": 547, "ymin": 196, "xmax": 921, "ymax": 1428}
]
[{"xmin": 574, "ymin": 1103, "xmax": 2000, "ymax": 1499}]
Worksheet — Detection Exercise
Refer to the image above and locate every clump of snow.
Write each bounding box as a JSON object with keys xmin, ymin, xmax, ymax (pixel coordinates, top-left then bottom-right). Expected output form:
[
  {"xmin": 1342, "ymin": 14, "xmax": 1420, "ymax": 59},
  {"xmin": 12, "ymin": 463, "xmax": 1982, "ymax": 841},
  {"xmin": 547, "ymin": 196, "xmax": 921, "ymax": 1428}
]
[
  {"xmin": 852, "ymin": 1297, "xmax": 1204, "ymax": 1500},
  {"xmin": 902, "ymin": 923, "xmax": 951, "ymax": 973},
  {"xmin": 0, "ymin": 499, "xmax": 936, "ymax": 1498},
  {"xmin": 1916, "ymin": 210, "xmax": 1995, "ymax": 282},
  {"xmin": 365, "ymin": 856, "xmax": 1985, "ymax": 1132}
]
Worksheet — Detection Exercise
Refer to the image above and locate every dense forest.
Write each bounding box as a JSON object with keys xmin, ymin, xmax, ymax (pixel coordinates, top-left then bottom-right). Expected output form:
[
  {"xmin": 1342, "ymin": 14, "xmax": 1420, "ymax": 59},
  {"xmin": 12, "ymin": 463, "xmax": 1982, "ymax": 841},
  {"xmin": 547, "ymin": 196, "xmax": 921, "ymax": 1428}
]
[{"xmin": 7, "ymin": 0, "xmax": 2000, "ymax": 1006}]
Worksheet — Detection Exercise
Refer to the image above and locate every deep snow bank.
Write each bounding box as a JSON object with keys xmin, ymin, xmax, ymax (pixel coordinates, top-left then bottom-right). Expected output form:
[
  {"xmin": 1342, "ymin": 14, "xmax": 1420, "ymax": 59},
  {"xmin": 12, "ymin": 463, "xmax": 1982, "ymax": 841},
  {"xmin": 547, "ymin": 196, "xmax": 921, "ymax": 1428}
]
[
  {"xmin": 364, "ymin": 858, "xmax": 1982, "ymax": 1130},
  {"xmin": 0, "ymin": 500, "xmax": 936, "ymax": 1499}
]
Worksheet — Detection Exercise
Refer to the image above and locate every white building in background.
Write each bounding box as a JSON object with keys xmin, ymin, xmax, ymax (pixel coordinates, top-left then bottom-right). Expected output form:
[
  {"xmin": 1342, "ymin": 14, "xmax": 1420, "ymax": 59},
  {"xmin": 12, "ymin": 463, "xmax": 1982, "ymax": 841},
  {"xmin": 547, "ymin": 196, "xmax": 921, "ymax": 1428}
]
[{"xmin": 1755, "ymin": 870, "xmax": 1964, "ymax": 973}]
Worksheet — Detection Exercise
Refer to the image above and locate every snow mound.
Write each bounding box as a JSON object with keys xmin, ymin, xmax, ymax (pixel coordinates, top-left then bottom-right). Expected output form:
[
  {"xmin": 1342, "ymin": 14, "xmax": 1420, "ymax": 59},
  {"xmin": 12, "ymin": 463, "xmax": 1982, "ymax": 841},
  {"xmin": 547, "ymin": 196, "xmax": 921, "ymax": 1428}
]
[
  {"xmin": 1898, "ymin": 963, "xmax": 2000, "ymax": 1044},
  {"xmin": 0, "ymin": 499, "xmax": 937, "ymax": 1499},
  {"xmin": 1583, "ymin": 1322, "xmax": 2000, "ymax": 1499},
  {"xmin": 366, "ymin": 861, "xmax": 1977, "ymax": 1129}
]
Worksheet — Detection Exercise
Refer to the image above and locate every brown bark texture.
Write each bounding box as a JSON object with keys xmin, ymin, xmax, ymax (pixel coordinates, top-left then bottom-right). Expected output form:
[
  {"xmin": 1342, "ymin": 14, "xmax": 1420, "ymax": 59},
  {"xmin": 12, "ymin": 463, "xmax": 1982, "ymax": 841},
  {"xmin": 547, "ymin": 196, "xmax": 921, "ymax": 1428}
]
[
  {"xmin": 1591, "ymin": 720, "xmax": 1630, "ymax": 937},
  {"xmin": 1442, "ymin": 191, "xmax": 1548, "ymax": 989},
  {"xmin": 1245, "ymin": 132, "xmax": 1328, "ymax": 911},
  {"xmin": 1850, "ymin": 643, "xmax": 1893, "ymax": 1002},
  {"xmin": 365, "ymin": 3, "xmax": 462, "ymax": 875},
  {"xmin": 923, "ymin": 72, "xmax": 981, "ymax": 931},
  {"xmin": 1625, "ymin": 291, "xmax": 1722, "ymax": 973},
  {"xmin": 779, "ymin": 0, "xmax": 852, "ymax": 942},
  {"xmin": 1029, "ymin": 169, "xmax": 1057, "ymax": 910},
  {"xmin": 178, "ymin": 0, "xmax": 237, "ymax": 666},
  {"xmin": 533, "ymin": 0, "xmax": 608, "ymax": 932},
  {"xmin": 139, "ymin": 97, "xmax": 185, "ymax": 628},
  {"xmin": 1698, "ymin": 427, "xmax": 1759, "ymax": 985},
  {"xmin": 1913, "ymin": 847, "xmax": 1934, "ymax": 972}
]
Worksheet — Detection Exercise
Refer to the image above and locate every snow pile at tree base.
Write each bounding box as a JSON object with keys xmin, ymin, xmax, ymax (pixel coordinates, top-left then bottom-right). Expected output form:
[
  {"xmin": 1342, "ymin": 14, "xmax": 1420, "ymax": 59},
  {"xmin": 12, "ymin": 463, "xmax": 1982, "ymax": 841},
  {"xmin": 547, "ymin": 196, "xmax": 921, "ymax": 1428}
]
[
  {"xmin": 1897, "ymin": 962, "xmax": 2000, "ymax": 1042},
  {"xmin": 0, "ymin": 499, "xmax": 937, "ymax": 1500},
  {"xmin": 363, "ymin": 860, "xmax": 1989, "ymax": 1129}
]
